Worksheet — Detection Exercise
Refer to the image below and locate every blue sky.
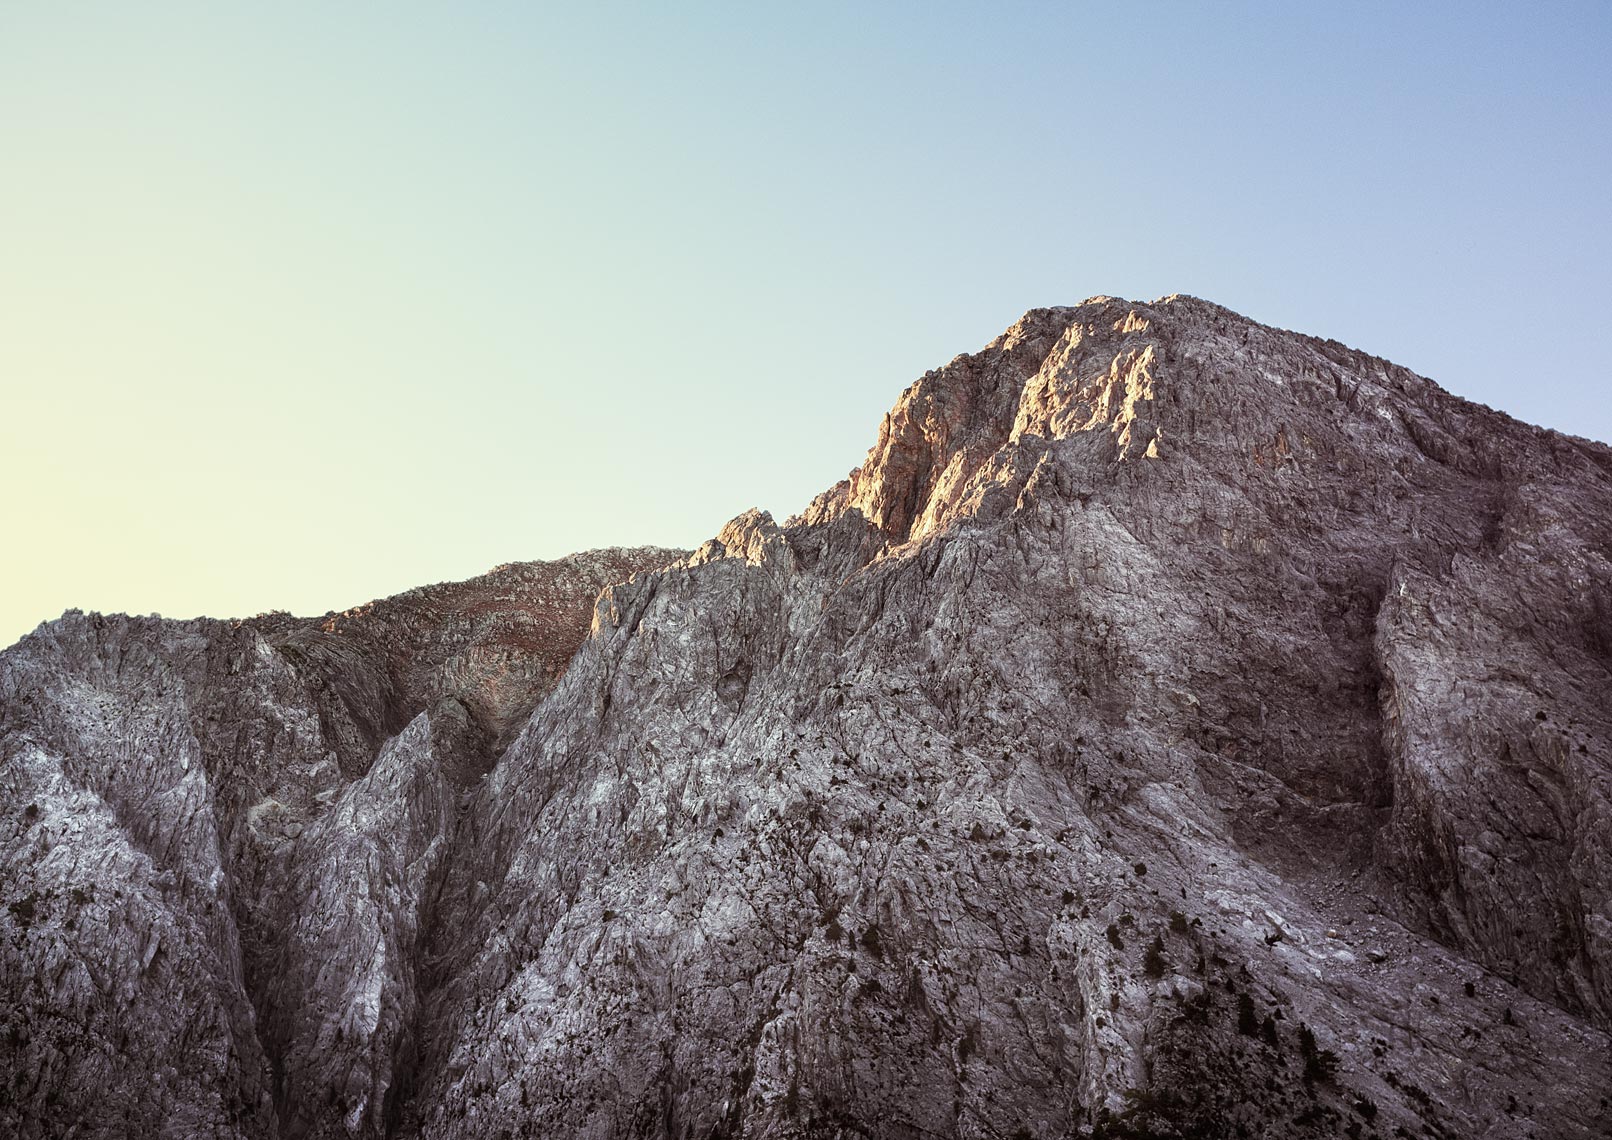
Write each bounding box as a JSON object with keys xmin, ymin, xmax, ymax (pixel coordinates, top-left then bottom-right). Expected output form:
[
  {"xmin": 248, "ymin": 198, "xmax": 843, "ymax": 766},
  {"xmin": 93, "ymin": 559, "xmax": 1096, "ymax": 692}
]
[{"xmin": 2, "ymin": 2, "xmax": 1608, "ymax": 644}]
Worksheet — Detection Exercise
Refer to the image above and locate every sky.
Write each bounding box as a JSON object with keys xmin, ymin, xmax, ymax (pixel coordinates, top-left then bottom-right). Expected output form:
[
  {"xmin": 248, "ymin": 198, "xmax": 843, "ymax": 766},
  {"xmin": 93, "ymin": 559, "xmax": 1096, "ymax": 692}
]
[{"xmin": 2, "ymin": 2, "xmax": 1609, "ymax": 648}]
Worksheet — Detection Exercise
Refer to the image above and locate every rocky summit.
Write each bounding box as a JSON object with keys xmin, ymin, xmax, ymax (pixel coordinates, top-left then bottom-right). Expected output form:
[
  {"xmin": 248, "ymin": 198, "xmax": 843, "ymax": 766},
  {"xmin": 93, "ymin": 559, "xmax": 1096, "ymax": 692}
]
[{"xmin": 3, "ymin": 295, "xmax": 1611, "ymax": 1140}]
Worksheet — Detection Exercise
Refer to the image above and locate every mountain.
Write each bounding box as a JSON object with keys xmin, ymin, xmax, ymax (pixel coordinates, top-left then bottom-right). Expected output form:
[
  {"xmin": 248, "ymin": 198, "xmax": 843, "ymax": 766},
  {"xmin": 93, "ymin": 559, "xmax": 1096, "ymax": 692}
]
[{"xmin": 3, "ymin": 295, "xmax": 1610, "ymax": 1139}]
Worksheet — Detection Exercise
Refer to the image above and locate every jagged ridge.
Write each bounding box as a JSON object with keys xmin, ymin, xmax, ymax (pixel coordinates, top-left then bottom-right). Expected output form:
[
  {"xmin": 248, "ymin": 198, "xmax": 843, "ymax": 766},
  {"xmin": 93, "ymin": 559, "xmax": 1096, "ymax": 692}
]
[{"xmin": 3, "ymin": 297, "xmax": 1611, "ymax": 1139}]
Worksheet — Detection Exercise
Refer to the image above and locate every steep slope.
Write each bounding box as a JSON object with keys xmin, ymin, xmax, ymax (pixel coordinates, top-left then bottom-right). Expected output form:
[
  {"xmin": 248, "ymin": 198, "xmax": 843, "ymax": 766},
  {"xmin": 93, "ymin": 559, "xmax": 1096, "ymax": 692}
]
[
  {"xmin": 3, "ymin": 295, "xmax": 1611, "ymax": 1140},
  {"xmin": 400, "ymin": 297, "xmax": 1612, "ymax": 1139},
  {"xmin": 0, "ymin": 547, "xmax": 682, "ymax": 1138}
]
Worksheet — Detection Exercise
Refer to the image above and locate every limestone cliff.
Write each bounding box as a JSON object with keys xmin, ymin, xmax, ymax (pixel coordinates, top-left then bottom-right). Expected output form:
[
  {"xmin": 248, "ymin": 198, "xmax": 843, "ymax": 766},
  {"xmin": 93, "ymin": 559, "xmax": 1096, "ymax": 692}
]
[{"xmin": 3, "ymin": 297, "xmax": 1610, "ymax": 1139}]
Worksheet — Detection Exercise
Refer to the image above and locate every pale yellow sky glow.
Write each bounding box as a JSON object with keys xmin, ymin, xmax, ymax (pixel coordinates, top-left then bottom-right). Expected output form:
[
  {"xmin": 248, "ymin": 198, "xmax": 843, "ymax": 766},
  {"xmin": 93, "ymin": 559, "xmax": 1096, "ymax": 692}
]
[{"xmin": 2, "ymin": 3, "xmax": 1608, "ymax": 648}]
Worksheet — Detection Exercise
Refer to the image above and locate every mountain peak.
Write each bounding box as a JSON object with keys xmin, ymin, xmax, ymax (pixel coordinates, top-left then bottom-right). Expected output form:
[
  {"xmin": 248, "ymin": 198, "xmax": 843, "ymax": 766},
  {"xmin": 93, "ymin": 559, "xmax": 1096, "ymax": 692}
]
[
  {"xmin": 5, "ymin": 304, "xmax": 1612, "ymax": 1139},
  {"xmin": 799, "ymin": 295, "xmax": 1609, "ymax": 549}
]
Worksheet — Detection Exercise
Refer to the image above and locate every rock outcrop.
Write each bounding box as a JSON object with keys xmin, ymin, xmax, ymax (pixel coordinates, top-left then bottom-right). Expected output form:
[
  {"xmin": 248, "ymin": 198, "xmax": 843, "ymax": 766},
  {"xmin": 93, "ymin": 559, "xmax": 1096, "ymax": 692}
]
[
  {"xmin": 0, "ymin": 548, "xmax": 682, "ymax": 1138},
  {"xmin": 3, "ymin": 296, "xmax": 1610, "ymax": 1139}
]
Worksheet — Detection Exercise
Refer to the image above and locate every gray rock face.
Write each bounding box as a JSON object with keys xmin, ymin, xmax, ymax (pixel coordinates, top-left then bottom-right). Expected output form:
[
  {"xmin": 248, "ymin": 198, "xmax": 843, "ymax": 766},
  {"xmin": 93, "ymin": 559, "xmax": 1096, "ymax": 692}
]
[
  {"xmin": 4, "ymin": 296, "xmax": 1612, "ymax": 1139},
  {"xmin": 0, "ymin": 548, "xmax": 681, "ymax": 1138}
]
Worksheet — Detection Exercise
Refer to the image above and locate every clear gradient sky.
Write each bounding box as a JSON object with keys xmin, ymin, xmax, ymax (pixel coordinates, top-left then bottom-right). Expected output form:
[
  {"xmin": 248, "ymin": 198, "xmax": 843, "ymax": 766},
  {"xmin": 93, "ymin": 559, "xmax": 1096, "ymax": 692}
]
[{"xmin": 2, "ymin": 2, "xmax": 1609, "ymax": 648}]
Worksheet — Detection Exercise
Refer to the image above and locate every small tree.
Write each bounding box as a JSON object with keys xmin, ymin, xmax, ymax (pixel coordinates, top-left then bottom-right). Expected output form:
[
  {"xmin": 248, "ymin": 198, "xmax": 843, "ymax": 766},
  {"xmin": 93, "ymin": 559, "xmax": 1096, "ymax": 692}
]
[
  {"xmin": 1298, "ymin": 1022, "xmax": 1339, "ymax": 1085},
  {"xmin": 1143, "ymin": 934, "xmax": 1168, "ymax": 979},
  {"xmin": 1237, "ymin": 993, "xmax": 1260, "ymax": 1037}
]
